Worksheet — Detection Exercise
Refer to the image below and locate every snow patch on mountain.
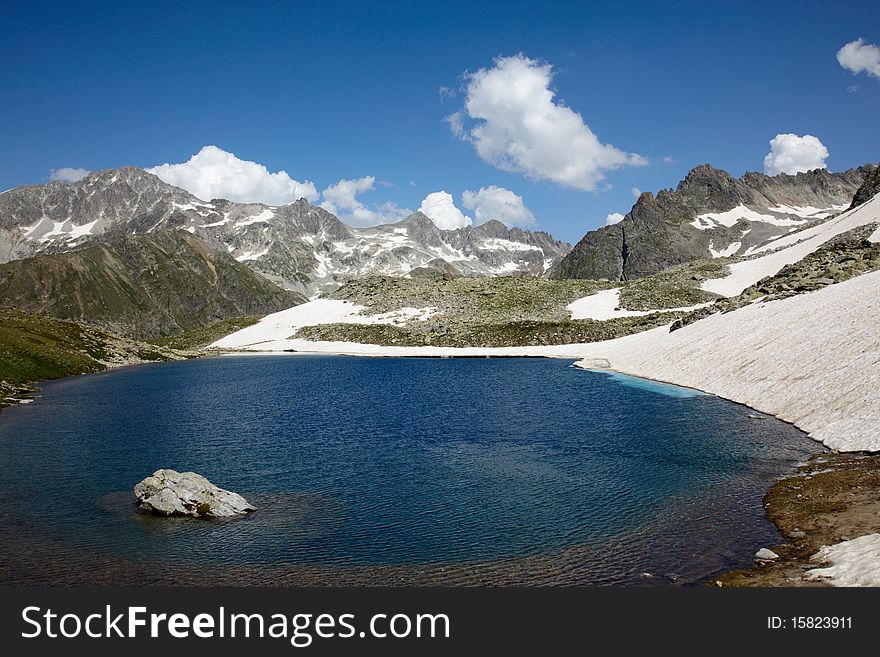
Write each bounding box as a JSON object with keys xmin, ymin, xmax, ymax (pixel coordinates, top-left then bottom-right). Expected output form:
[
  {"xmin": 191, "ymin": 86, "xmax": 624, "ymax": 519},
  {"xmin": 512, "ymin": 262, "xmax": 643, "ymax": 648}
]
[
  {"xmin": 702, "ymin": 195, "xmax": 880, "ymax": 296},
  {"xmin": 690, "ymin": 204, "xmax": 809, "ymax": 230},
  {"xmin": 709, "ymin": 241, "xmax": 741, "ymax": 258}
]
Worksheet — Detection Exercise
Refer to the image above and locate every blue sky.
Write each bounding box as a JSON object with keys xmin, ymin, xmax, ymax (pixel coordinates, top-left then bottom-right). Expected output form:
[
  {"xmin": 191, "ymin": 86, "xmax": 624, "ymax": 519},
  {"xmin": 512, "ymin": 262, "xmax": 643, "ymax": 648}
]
[{"xmin": 1, "ymin": 0, "xmax": 878, "ymax": 242}]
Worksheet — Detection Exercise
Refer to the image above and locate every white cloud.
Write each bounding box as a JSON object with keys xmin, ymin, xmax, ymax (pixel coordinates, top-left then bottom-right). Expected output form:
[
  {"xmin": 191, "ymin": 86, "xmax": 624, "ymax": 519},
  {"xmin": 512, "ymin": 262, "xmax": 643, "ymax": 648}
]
[
  {"xmin": 445, "ymin": 111, "xmax": 465, "ymax": 138},
  {"xmin": 321, "ymin": 176, "xmax": 376, "ymax": 214},
  {"xmin": 448, "ymin": 54, "xmax": 646, "ymax": 191},
  {"xmin": 630, "ymin": 187, "xmax": 641, "ymax": 198},
  {"xmin": 50, "ymin": 167, "xmax": 90, "ymax": 183},
  {"xmin": 461, "ymin": 185, "xmax": 535, "ymax": 227},
  {"xmin": 763, "ymin": 134, "xmax": 829, "ymax": 175},
  {"xmin": 320, "ymin": 176, "xmax": 411, "ymax": 227},
  {"xmin": 837, "ymin": 38, "xmax": 880, "ymax": 79},
  {"xmin": 605, "ymin": 212, "xmax": 625, "ymax": 225},
  {"xmin": 146, "ymin": 145, "xmax": 318, "ymax": 204},
  {"xmin": 418, "ymin": 191, "xmax": 473, "ymax": 229}
]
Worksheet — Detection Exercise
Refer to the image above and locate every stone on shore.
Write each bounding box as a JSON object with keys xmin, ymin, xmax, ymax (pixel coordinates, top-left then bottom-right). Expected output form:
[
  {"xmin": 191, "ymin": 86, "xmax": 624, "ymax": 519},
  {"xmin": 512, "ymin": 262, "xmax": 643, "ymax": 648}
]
[
  {"xmin": 133, "ymin": 469, "xmax": 255, "ymax": 518},
  {"xmin": 755, "ymin": 548, "xmax": 780, "ymax": 562}
]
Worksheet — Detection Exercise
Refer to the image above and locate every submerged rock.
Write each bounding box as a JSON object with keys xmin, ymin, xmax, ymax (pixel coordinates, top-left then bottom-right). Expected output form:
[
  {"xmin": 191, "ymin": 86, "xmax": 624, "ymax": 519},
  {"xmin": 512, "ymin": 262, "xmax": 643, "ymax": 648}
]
[{"xmin": 133, "ymin": 469, "xmax": 255, "ymax": 518}]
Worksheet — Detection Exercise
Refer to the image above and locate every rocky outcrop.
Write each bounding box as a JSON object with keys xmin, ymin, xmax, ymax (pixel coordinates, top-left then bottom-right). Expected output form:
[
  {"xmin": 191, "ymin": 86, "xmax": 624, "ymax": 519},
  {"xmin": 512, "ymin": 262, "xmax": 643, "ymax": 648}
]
[
  {"xmin": 850, "ymin": 164, "xmax": 880, "ymax": 209},
  {"xmin": 553, "ymin": 164, "xmax": 869, "ymax": 282},
  {"xmin": 134, "ymin": 469, "xmax": 255, "ymax": 518}
]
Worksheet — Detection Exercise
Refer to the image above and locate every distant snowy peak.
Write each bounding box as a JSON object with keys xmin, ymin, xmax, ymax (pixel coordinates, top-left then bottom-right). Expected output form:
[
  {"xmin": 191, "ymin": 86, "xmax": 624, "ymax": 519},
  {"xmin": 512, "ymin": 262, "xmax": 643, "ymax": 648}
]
[{"xmin": 0, "ymin": 168, "xmax": 570, "ymax": 296}]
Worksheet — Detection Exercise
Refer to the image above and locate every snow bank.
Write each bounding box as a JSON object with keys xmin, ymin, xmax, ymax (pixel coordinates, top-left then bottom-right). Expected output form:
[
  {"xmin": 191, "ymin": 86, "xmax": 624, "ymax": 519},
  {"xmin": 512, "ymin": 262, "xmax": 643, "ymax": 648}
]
[
  {"xmin": 566, "ymin": 288, "xmax": 712, "ymax": 321},
  {"xmin": 211, "ymin": 299, "xmax": 436, "ymax": 350},
  {"xmin": 702, "ymin": 195, "xmax": 880, "ymax": 297},
  {"xmin": 566, "ymin": 289, "xmax": 649, "ymax": 320},
  {"xmin": 807, "ymin": 534, "xmax": 880, "ymax": 586},
  {"xmin": 573, "ymin": 270, "xmax": 880, "ymax": 452}
]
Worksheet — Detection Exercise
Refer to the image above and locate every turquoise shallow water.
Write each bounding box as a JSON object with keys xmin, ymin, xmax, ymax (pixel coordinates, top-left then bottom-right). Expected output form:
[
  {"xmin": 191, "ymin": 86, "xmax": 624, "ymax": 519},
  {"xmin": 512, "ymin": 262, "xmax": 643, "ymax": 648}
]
[{"xmin": 0, "ymin": 355, "xmax": 817, "ymax": 585}]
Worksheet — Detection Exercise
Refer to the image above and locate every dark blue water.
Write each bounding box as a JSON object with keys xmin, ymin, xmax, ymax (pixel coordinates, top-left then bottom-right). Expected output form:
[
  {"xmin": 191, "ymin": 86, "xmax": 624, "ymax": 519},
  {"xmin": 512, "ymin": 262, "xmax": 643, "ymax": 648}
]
[{"xmin": 0, "ymin": 356, "xmax": 817, "ymax": 585}]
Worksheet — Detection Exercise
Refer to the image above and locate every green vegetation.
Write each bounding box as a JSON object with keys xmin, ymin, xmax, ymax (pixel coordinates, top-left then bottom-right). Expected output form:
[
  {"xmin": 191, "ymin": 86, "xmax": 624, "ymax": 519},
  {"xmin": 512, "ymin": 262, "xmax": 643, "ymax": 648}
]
[
  {"xmin": 296, "ymin": 275, "xmax": 695, "ymax": 348},
  {"xmin": 330, "ymin": 276, "xmax": 614, "ymax": 322},
  {"xmin": 0, "ymin": 231, "xmax": 302, "ymax": 339},
  {"xmin": 617, "ymin": 259, "xmax": 726, "ymax": 311},
  {"xmin": 0, "ymin": 307, "xmax": 110, "ymax": 384},
  {"xmin": 0, "ymin": 306, "xmax": 188, "ymax": 410},
  {"xmin": 149, "ymin": 316, "xmax": 261, "ymax": 350},
  {"xmin": 297, "ymin": 312, "xmax": 682, "ymax": 348}
]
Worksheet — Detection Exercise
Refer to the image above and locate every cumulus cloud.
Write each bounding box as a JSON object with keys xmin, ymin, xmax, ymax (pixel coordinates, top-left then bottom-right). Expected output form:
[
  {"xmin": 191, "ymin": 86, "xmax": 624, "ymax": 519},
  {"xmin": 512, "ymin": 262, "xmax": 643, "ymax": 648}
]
[
  {"xmin": 763, "ymin": 134, "xmax": 829, "ymax": 175},
  {"xmin": 461, "ymin": 185, "xmax": 535, "ymax": 227},
  {"xmin": 147, "ymin": 145, "xmax": 318, "ymax": 204},
  {"xmin": 321, "ymin": 176, "xmax": 376, "ymax": 214},
  {"xmin": 448, "ymin": 54, "xmax": 646, "ymax": 191},
  {"xmin": 418, "ymin": 191, "xmax": 473, "ymax": 229},
  {"xmin": 319, "ymin": 176, "xmax": 411, "ymax": 226},
  {"xmin": 837, "ymin": 38, "xmax": 880, "ymax": 79},
  {"xmin": 50, "ymin": 167, "xmax": 90, "ymax": 183},
  {"xmin": 605, "ymin": 212, "xmax": 625, "ymax": 226}
]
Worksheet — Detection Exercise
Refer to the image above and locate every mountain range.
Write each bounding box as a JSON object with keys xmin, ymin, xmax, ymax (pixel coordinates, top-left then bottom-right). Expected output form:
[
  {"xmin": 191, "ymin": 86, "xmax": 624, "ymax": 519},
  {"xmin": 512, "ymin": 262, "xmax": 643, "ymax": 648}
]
[{"xmin": 0, "ymin": 168, "xmax": 571, "ymax": 297}]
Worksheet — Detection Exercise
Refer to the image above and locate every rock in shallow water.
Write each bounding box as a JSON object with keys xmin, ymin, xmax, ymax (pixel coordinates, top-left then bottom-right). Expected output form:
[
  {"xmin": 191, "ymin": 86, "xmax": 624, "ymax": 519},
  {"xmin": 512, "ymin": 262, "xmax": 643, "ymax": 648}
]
[{"xmin": 133, "ymin": 469, "xmax": 255, "ymax": 518}]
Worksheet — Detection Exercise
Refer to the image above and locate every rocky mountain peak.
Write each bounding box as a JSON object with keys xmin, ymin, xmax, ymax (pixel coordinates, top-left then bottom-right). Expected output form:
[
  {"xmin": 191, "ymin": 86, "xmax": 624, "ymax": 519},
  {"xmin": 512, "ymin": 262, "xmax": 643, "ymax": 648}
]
[
  {"xmin": 399, "ymin": 211, "xmax": 438, "ymax": 230},
  {"xmin": 471, "ymin": 219, "xmax": 511, "ymax": 238},
  {"xmin": 850, "ymin": 164, "xmax": 880, "ymax": 209},
  {"xmin": 552, "ymin": 162, "xmax": 870, "ymax": 282}
]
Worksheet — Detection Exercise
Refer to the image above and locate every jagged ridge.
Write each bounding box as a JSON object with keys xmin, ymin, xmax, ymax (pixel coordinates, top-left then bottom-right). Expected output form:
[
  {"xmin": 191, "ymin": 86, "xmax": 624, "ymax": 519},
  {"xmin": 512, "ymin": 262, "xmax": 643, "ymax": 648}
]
[
  {"xmin": 552, "ymin": 164, "xmax": 868, "ymax": 281},
  {"xmin": 0, "ymin": 168, "xmax": 571, "ymax": 296}
]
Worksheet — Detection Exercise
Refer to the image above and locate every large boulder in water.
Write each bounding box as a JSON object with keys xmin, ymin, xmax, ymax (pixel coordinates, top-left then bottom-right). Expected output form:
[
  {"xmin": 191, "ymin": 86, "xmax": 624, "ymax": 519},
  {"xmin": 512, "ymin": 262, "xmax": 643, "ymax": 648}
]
[{"xmin": 133, "ymin": 469, "xmax": 255, "ymax": 518}]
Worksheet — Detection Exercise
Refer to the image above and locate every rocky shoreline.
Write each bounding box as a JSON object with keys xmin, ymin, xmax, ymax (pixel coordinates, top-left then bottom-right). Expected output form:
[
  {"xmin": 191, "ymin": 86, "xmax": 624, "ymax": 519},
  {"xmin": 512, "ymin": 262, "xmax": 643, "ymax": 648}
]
[{"xmin": 718, "ymin": 452, "xmax": 880, "ymax": 586}]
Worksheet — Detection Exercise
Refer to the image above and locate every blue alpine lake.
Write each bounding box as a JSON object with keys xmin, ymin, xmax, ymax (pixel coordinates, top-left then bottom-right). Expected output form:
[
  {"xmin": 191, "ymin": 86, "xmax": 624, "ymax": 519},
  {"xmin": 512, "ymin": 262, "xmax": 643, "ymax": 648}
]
[{"xmin": 0, "ymin": 355, "xmax": 818, "ymax": 586}]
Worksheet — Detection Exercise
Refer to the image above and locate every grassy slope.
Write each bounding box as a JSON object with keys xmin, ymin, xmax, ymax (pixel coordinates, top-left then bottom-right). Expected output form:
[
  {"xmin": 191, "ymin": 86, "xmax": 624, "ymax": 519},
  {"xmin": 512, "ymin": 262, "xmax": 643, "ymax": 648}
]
[
  {"xmin": 617, "ymin": 259, "xmax": 727, "ymax": 311},
  {"xmin": 296, "ymin": 312, "xmax": 684, "ymax": 348},
  {"xmin": 149, "ymin": 316, "xmax": 261, "ymax": 350},
  {"xmin": 329, "ymin": 276, "xmax": 614, "ymax": 321},
  {"xmin": 0, "ymin": 306, "xmax": 189, "ymax": 409},
  {"xmin": 0, "ymin": 231, "xmax": 303, "ymax": 338},
  {"xmin": 291, "ymin": 276, "xmax": 685, "ymax": 348}
]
